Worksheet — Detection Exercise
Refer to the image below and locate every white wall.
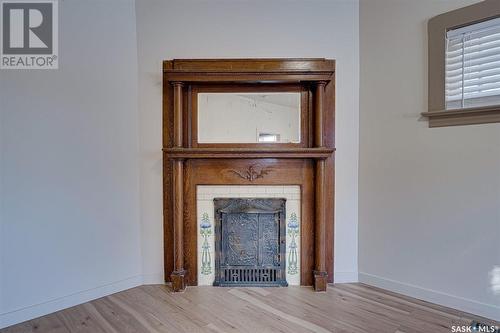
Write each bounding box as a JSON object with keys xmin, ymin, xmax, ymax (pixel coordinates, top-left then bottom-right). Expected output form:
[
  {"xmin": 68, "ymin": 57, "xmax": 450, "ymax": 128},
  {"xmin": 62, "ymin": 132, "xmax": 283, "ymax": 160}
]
[
  {"xmin": 359, "ymin": 0, "xmax": 500, "ymax": 321},
  {"xmin": 0, "ymin": 0, "xmax": 142, "ymax": 328},
  {"xmin": 136, "ymin": 0, "xmax": 360, "ymax": 284}
]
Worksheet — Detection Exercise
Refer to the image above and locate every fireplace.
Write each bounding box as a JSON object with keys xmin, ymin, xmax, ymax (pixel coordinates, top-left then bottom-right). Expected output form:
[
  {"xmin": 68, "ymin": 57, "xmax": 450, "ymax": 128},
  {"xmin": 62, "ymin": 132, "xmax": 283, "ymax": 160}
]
[
  {"xmin": 213, "ymin": 198, "xmax": 287, "ymax": 287},
  {"xmin": 196, "ymin": 185, "xmax": 301, "ymax": 286},
  {"xmin": 163, "ymin": 59, "xmax": 336, "ymax": 292}
]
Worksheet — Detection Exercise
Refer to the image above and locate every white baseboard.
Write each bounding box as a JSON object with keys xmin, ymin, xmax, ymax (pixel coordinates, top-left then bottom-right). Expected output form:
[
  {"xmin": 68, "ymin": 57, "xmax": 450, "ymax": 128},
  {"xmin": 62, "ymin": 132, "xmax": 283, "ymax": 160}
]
[
  {"xmin": 359, "ymin": 272, "xmax": 500, "ymax": 322},
  {"xmin": 142, "ymin": 273, "xmax": 165, "ymax": 285},
  {"xmin": 334, "ymin": 271, "xmax": 359, "ymax": 283},
  {"xmin": 0, "ymin": 275, "xmax": 143, "ymax": 329}
]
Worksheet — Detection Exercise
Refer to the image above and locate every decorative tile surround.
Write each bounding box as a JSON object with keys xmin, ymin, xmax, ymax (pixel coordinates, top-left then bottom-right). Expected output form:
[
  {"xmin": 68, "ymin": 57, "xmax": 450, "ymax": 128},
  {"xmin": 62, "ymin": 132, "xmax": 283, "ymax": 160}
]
[{"xmin": 197, "ymin": 185, "xmax": 301, "ymax": 286}]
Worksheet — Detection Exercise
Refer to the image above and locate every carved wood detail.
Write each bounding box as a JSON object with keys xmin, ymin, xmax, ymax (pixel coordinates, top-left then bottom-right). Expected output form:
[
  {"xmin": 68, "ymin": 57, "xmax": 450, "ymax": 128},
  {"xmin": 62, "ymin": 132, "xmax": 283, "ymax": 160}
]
[{"xmin": 227, "ymin": 165, "xmax": 273, "ymax": 182}]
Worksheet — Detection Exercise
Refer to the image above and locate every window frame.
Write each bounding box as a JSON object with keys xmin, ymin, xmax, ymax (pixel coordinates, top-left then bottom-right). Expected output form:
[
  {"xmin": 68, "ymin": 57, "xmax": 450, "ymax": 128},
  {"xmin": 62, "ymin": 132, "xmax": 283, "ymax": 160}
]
[{"xmin": 422, "ymin": 0, "xmax": 500, "ymax": 127}]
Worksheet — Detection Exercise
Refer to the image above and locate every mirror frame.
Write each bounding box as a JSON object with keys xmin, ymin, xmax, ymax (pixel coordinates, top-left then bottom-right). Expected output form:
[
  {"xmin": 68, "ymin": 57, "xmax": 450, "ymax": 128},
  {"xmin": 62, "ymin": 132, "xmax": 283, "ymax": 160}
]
[{"xmin": 190, "ymin": 83, "xmax": 310, "ymax": 148}]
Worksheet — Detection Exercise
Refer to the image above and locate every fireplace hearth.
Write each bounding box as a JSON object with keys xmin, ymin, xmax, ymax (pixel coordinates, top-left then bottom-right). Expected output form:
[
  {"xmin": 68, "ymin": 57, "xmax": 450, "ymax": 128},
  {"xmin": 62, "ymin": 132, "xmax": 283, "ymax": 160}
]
[{"xmin": 213, "ymin": 198, "xmax": 287, "ymax": 287}]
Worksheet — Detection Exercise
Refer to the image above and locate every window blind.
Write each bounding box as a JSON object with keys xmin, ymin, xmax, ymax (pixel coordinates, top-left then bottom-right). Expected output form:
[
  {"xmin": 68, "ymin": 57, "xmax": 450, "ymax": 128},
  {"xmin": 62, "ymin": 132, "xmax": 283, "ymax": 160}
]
[{"xmin": 446, "ymin": 17, "xmax": 500, "ymax": 110}]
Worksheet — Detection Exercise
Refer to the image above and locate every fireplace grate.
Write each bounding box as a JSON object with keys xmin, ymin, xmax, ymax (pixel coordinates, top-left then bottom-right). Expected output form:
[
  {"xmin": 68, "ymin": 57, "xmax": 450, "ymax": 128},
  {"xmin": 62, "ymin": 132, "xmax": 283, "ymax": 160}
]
[{"xmin": 223, "ymin": 268, "xmax": 281, "ymax": 284}]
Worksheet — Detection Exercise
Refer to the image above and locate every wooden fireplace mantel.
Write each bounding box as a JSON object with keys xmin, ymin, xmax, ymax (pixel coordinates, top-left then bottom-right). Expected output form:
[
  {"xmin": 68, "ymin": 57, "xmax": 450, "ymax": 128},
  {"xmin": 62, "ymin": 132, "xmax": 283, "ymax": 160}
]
[
  {"xmin": 163, "ymin": 147, "xmax": 335, "ymax": 159},
  {"xmin": 163, "ymin": 58, "xmax": 335, "ymax": 292}
]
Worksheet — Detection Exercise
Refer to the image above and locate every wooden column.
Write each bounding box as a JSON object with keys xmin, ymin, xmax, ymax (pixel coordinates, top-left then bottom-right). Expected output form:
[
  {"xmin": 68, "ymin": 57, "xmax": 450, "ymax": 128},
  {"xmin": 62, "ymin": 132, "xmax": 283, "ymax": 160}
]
[
  {"xmin": 171, "ymin": 82, "xmax": 186, "ymax": 291},
  {"xmin": 314, "ymin": 81, "xmax": 328, "ymax": 291},
  {"xmin": 314, "ymin": 82, "xmax": 325, "ymax": 147}
]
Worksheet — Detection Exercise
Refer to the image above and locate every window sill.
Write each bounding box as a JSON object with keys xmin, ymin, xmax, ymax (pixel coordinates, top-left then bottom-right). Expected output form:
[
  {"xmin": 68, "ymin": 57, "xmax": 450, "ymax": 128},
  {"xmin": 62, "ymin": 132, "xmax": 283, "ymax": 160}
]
[{"xmin": 421, "ymin": 106, "xmax": 500, "ymax": 127}]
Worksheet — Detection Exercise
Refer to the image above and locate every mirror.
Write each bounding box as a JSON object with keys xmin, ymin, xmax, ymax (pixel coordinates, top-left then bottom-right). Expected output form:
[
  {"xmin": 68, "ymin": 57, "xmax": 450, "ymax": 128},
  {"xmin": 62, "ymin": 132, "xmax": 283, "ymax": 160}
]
[{"xmin": 197, "ymin": 92, "xmax": 301, "ymax": 144}]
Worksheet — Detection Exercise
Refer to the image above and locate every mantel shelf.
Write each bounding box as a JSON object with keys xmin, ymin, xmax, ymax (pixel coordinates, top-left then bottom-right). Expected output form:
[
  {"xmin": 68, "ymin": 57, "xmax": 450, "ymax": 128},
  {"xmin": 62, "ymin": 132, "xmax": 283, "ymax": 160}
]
[{"xmin": 163, "ymin": 147, "xmax": 335, "ymax": 159}]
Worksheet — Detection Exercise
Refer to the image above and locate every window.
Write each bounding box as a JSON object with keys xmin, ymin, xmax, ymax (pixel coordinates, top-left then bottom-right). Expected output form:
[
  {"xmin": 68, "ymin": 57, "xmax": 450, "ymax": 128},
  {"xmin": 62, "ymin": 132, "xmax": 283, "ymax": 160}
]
[
  {"xmin": 258, "ymin": 132, "xmax": 281, "ymax": 143},
  {"xmin": 423, "ymin": 0, "xmax": 500, "ymax": 127},
  {"xmin": 446, "ymin": 18, "xmax": 500, "ymax": 110}
]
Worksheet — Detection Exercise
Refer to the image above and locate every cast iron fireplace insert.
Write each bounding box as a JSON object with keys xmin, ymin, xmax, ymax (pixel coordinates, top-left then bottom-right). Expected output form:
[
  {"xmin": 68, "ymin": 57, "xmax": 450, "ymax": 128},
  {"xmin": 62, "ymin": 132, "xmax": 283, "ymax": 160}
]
[{"xmin": 213, "ymin": 198, "xmax": 288, "ymax": 287}]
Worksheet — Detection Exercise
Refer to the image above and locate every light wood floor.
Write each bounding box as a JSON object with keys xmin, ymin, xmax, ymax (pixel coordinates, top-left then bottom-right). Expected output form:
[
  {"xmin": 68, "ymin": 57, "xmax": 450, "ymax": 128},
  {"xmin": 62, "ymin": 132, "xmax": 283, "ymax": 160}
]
[{"xmin": 2, "ymin": 283, "xmax": 498, "ymax": 333}]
